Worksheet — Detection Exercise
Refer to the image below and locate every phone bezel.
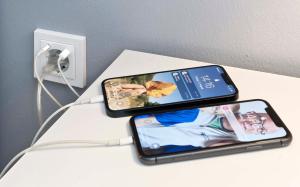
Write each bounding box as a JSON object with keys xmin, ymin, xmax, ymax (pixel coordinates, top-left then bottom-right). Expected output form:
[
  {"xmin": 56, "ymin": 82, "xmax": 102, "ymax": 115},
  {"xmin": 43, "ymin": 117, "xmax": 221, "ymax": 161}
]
[
  {"xmin": 101, "ymin": 65, "xmax": 239, "ymax": 117},
  {"xmin": 129, "ymin": 99, "xmax": 292, "ymax": 164}
]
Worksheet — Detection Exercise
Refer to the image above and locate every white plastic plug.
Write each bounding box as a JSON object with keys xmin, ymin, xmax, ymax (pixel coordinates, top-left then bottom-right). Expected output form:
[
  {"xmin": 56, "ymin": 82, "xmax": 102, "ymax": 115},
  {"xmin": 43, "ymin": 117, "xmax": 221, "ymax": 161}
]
[{"xmin": 59, "ymin": 49, "xmax": 71, "ymax": 60}]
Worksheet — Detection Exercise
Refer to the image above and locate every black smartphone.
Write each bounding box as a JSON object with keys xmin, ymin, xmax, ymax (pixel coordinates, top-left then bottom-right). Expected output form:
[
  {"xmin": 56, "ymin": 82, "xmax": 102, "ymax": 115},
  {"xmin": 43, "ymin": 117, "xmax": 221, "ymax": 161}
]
[
  {"xmin": 101, "ymin": 65, "xmax": 238, "ymax": 117},
  {"xmin": 130, "ymin": 99, "xmax": 292, "ymax": 165}
]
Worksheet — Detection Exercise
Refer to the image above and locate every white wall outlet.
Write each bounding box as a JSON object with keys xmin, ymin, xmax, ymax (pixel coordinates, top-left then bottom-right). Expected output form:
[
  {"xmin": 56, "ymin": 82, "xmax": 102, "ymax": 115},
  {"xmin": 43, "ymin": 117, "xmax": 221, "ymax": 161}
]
[{"xmin": 34, "ymin": 28, "xmax": 86, "ymax": 88}]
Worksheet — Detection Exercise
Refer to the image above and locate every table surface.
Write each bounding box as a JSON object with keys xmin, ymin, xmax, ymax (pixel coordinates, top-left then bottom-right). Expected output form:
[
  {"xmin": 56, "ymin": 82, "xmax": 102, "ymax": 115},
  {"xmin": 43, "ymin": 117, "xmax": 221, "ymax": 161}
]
[{"xmin": 1, "ymin": 50, "xmax": 300, "ymax": 187}]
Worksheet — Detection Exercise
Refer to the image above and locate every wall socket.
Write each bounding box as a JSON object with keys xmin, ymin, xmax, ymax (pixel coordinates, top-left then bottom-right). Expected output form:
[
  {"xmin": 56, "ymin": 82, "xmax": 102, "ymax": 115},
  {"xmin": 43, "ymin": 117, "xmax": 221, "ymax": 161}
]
[{"xmin": 34, "ymin": 28, "xmax": 86, "ymax": 88}]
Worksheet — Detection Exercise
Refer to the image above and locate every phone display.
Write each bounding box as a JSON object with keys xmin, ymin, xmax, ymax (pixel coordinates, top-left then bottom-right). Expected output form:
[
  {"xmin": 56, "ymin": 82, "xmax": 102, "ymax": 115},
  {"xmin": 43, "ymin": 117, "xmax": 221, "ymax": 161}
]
[
  {"xmin": 131, "ymin": 100, "xmax": 291, "ymax": 164},
  {"xmin": 102, "ymin": 65, "xmax": 238, "ymax": 117}
]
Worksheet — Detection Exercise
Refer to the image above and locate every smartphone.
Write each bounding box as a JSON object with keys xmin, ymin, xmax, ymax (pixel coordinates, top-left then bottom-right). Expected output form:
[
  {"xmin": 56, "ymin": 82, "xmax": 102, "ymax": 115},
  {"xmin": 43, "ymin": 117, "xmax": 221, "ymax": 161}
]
[
  {"xmin": 102, "ymin": 65, "xmax": 238, "ymax": 117},
  {"xmin": 130, "ymin": 99, "xmax": 292, "ymax": 165}
]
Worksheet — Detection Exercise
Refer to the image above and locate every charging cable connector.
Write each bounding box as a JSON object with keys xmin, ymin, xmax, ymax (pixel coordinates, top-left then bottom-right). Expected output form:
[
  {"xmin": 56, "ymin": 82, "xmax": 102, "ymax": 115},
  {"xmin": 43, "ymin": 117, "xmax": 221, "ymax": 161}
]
[
  {"xmin": 39, "ymin": 45, "xmax": 51, "ymax": 54},
  {"xmin": 34, "ymin": 44, "xmax": 63, "ymax": 107},
  {"xmin": 58, "ymin": 49, "xmax": 71, "ymax": 60},
  {"xmin": 31, "ymin": 95, "xmax": 105, "ymax": 145},
  {"xmin": 74, "ymin": 95, "xmax": 104, "ymax": 105},
  {"xmin": 57, "ymin": 49, "xmax": 80, "ymax": 97}
]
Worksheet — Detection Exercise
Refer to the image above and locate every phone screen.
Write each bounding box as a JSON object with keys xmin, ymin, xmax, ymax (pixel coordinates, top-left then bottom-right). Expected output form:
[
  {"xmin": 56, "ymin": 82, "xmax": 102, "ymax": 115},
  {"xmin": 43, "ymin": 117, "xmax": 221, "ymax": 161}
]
[
  {"xmin": 103, "ymin": 66, "xmax": 236, "ymax": 110},
  {"xmin": 133, "ymin": 101, "xmax": 287, "ymax": 156}
]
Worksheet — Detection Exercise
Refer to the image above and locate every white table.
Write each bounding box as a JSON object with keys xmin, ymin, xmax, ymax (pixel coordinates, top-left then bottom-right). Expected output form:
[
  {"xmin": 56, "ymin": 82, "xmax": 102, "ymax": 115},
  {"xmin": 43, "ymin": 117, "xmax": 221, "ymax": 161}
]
[{"xmin": 1, "ymin": 50, "xmax": 299, "ymax": 187}]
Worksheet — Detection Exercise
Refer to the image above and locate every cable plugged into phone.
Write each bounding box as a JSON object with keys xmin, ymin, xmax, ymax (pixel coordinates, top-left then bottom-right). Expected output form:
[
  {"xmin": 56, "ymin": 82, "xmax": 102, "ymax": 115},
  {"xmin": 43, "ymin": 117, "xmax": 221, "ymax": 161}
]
[
  {"xmin": 74, "ymin": 95, "xmax": 104, "ymax": 105},
  {"xmin": 31, "ymin": 95, "xmax": 105, "ymax": 145}
]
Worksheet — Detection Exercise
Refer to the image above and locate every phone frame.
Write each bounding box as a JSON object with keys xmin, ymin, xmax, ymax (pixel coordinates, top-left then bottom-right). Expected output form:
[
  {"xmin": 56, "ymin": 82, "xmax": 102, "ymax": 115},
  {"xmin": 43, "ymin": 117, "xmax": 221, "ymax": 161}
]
[
  {"xmin": 129, "ymin": 99, "xmax": 292, "ymax": 165},
  {"xmin": 101, "ymin": 65, "xmax": 239, "ymax": 117}
]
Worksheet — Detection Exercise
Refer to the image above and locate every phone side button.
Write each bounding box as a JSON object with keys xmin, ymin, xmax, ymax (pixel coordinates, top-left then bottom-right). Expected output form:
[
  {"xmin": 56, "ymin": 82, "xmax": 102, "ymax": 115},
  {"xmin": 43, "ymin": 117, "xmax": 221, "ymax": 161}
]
[{"xmin": 246, "ymin": 145, "xmax": 263, "ymax": 151}]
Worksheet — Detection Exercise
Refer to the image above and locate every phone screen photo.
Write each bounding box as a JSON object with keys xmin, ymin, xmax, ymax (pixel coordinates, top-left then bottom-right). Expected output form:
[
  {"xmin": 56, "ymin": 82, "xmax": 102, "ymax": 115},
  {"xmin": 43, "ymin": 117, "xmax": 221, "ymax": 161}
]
[
  {"xmin": 132, "ymin": 100, "xmax": 288, "ymax": 156},
  {"xmin": 103, "ymin": 65, "xmax": 237, "ymax": 111}
]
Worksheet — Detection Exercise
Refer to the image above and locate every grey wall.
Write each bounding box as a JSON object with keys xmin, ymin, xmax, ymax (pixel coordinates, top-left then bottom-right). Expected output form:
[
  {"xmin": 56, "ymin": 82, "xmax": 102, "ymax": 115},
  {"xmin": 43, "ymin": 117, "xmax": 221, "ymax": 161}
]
[{"xmin": 0, "ymin": 0, "xmax": 300, "ymax": 169}]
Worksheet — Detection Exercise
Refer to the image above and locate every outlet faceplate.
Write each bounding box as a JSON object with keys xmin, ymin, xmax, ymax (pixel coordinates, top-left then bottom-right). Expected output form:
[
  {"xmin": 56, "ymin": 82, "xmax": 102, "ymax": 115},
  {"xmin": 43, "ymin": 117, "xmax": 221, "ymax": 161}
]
[{"xmin": 34, "ymin": 29, "xmax": 86, "ymax": 88}]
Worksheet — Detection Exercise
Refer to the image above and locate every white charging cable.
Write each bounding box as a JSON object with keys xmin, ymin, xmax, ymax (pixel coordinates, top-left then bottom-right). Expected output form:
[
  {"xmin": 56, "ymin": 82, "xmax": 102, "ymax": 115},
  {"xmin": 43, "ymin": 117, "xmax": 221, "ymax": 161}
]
[
  {"xmin": 0, "ymin": 136, "xmax": 133, "ymax": 179},
  {"xmin": 35, "ymin": 46, "xmax": 80, "ymax": 125},
  {"xmin": 31, "ymin": 95, "xmax": 104, "ymax": 145},
  {"xmin": 57, "ymin": 49, "xmax": 80, "ymax": 97},
  {"xmin": 37, "ymin": 75, "xmax": 44, "ymax": 125},
  {"xmin": 36, "ymin": 64, "xmax": 60, "ymax": 126},
  {"xmin": 34, "ymin": 45, "xmax": 63, "ymax": 107}
]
